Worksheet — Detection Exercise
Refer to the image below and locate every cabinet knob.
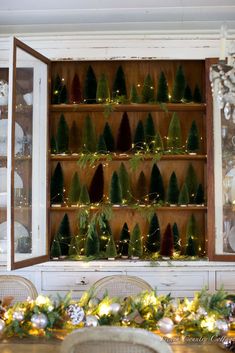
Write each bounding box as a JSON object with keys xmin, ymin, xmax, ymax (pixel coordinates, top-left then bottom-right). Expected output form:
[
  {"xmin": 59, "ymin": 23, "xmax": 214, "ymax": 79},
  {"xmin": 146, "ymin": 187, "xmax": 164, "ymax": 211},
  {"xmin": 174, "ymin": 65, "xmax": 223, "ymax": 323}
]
[
  {"xmin": 75, "ymin": 277, "xmax": 89, "ymax": 286},
  {"xmin": 161, "ymin": 282, "xmax": 175, "ymax": 287}
]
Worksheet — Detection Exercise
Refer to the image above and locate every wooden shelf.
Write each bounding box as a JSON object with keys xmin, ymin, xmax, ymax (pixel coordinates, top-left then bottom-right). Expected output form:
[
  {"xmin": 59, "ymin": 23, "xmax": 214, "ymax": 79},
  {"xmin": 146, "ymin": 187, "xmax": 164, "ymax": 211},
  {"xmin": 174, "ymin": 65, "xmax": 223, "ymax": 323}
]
[
  {"xmin": 50, "ymin": 103, "xmax": 206, "ymax": 113},
  {"xmin": 50, "ymin": 205, "xmax": 207, "ymax": 212}
]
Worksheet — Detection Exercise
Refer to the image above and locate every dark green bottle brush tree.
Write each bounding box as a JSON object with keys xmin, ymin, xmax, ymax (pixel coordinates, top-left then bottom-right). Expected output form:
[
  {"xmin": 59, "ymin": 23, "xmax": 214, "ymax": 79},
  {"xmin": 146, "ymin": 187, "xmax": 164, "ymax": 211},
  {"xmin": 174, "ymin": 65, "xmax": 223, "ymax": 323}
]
[
  {"xmin": 160, "ymin": 223, "xmax": 174, "ymax": 257},
  {"xmin": 71, "ymin": 73, "xmax": 82, "ymax": 103},
  {"xmin": 68, "ymin": 172, "xmax": 81, "ymax": 205},
  {"xmin": 186, "ymin": 120, "xmax": 200, "ymax": 153},
  {"xmin": 149, "ymin": 163, "xmax": 165, "ymax": 203},
  {"xmin": 50, "ymin": 235, "xmax": 62, "ymax": 259},
  {"xmin": 85, "ymin": 226, "xmax": 100, "ymax": 257},
  {"xmin": 58, "ymin": 84, "xmax": 68, "ymax": 104},
  {"xmin": 145, "ymin": 213, "xmax": 161, "ymax": 253},
  {"xmin": 52, "ymin": 74, "xmax": 62, "ymax": 104},
  {"xmin": 79, "ymin": 184, "xmax": 90, "ymax": 205},
  {"xmin": 156, "ymin": 71, "xmax": 169, "ymax": 102},
  {"xmin": 69, "ymin": 120, "xmax": 79, "ymax": 154},
  {"xmin": 109, "ymin": 171, "xmax": 122, "ymax": 205},
  {"xmin": 103, "ymin": 122, "xmax": 115, "ymax": 152},
  {"xmin": 133, "ymin": 120, "xmax": 145, "ymax": 151},
  {"xmin": 185, "ymin": 163, "xmax": 198, "ymax": 203},
  {"xmin": 99, "ymin": 214, "xmax": 112, "ymax": 253},
  {"xmin": 112, "ymin": 65, "xmax": 127, "ymax": 98},
  {"xmin": 56, "ymin": 213, "xmax": 72, "ymax": 257},
  {"xmin": 89, "ymin": 163, "xmax": 104, "ymax": 203},
  {"xmin": 141, "ymin": 74, "xmax": 155, "ymax": 103},
  {"xmin": 128, "ymin": 223, "xmax": 143, "ymax": 258},
  {"xmin": 166, "ymin": 171, "xmax": 180, "ymax": 205},
  {"xmin": 185, "ymin": 236, "xmax": 197, "ymax": 256},
  {"xmin": 84, "ymin": 65, "xmax": 97, "ymax": 104},
  {"xmin": 56, "ymin": 114, "xmax": 69, "ymax": 153},
  {"xmin": 51, "ymin": 162, "xmax": 64, "ymax": 204},
  {"xmin": 116, "ymin": 112, "xmax": 132, "ymax": 152},
  {"xmin": 193, "ymin": 84, "xmax": 202, "ymax": 103},
  {"xmin": 194, "ymin": 183, "xmax": 204, "ymax": 205},
  {"xmin": 50, "ymin": 135, "xmax": 57, "ymax": 154},
  {"xmin": 183, "ymin": 84, "xmax": 193, "ymax": 102},
  {"xmin": 96, "ymin": 73, "xmax": 110, "ymax": 103},
  {"xmin": 186, "ymin": 214, "xmax": 198, "ymax": 255},
  {"xmin": 136, "ymin": 171, "xmax": 148, "ymax": 203},
  {"xmin": 130, "ymin": 84, "xmax": 140, "ymax": 103},
  {"xmin": 172, "ymin": 222, "xmax": 181, "ymax": 252},
  {"xmin": 68, "ymin": 235, "xmax": 82, "ymax": 256},
  {"xmin": 119, "ymin": 222, "xmax": 130, "ymax": 258},
  {"xmin": 96, "ymin": 134, "xmax": 108, "ymax": 154},
  {"xmin": 82, "ymin": 115, "xmax": 97, "ymax": 152},
  {"xmin": 145, "ymin": 113, "xmax": 156, "ymax": 151},
  {"xmin": 166, "ymin": 112, "xmax": 182, "ymax": 152},
  {"xmin": 118, "ymin": 162, "xmax": 131, "ymax": 203},
  {"xmin": 106, "ymin": 233, "xmax": 117, "ymax": 259},
  {"xmin": 178, "ymin": 182, "xmax": 189, "ymax": 206},
  {"xmin": 172, "ymin": 65, "xmax": 186, "ymax": 102}
]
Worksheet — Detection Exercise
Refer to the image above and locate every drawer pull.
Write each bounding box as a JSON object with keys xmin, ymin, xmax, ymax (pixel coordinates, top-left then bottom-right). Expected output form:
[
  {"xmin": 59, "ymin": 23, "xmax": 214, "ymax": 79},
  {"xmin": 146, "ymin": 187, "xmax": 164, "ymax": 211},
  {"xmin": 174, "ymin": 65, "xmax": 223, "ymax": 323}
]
[
  {"xmin": 161, "ymin": 282, "xmax": 175, "ymax": 287},
  {"xmin": 75, "ymin": 277, "xmax": 89, "ymax": 286}
]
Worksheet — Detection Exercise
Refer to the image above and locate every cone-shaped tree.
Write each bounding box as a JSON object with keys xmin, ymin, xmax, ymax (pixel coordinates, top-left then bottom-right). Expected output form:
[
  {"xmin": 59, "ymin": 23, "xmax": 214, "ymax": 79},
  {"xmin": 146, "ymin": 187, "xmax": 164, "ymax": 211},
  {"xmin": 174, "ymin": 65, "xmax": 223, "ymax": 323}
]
[
  {"xmin": 50, "ymin": 235, "xmax": 62, "ymax": 258},
  {"xmin": 183, "ymin": 84, "xmax": 193, "ymax": 102},
  {"xmin": 136, "ymin": 171, "xmax": 148, "ymax": 203},
  {"xmin": 193, "ymin": 84, "xmax": 202, "ymax": 103},
  {"xmin": 141, "ymin": 74, "xmax": 155, "ymax": 103},
  {"xmin": 185, "ymin": 164, "xmax": 198, "ymax": 203},
  {"xmin": 187, "ymin": 120, "xmax": 200, "ymax": 153},
  {"xmin": 84, "ymin": 65, "xmax": 97, "ymax": 104},
  {"xmin": 156, "ymin": 71, "xmax": 169, "ymax": 102},
  {"xmin": 103, "ymin": 122, "xmax": 115, "ymax": 152},
  {"xmin": 69, "ymin": 120, "xmax": 79, "ymax": 154},
  {"xmin": 194, "ymin": 183, "xmax": 204, "ymax": 205},
  {"xmin": 160, "ymin": 223, "xmax": 174, "ymax": 257},
  {"xmin": 119, "ymin": 222, "xmax": 130, "ymax": 257},
  {"xmin": 172, "ymin": 65, "xmax": 186, "ymax": 102},
  {"xmin": 50, "ymin": 135, "xmax": 57, "ymax": 154},
  {"xmin": 71, "ymin": 73, "xmax": 82, "ymax": 103},
  {"xmin": 112, "ymin": 65, "xmax": 127, "ymax": 98},
  {"xmin": 133, "ymin": 120, "xmax": 145, "ymax": 151},
  {"xmin": 128, "ymin": 223, "xmax": 143, "ymax": 258},
  {"xmin": 58, "ymin": 84, "xmax": 68, "ymax": 104},
  {"xmin": 56, "ymin": 214, "xmax": 71, "ymax": 256},
  {"xmin": 116, "ymin": 112, "xmax": 132, "ymax": 152},
  {"xmin": 145, "ymin": 213, "xmax": 161, "ymax": 253},
  {"xmin": 96, "ymin": 134, "xmax": 108, "ymax": 153},
  {"xmin": 68, "ymin": 172, "xmax": 81, "ymax": 204},
  {"xmin": 96, "ymin": 73, "xmax": 110, "ymax": 103},
  {"xmin": 118, "ymin": 162, "xmax": 131, "ymax": 203},
  {"xmin": 99, "ymin": 214, "xmax": 112, "ymax": 252},
  {"xmin": 178, "ymin": 183, "xmax": 189, "ymax": 205},
  {"xmin": 130, "ymin": 84, "xmax": 140, "ymax": 103},
  {"xmin": 149, "ymin": 164, "xmax": 165, "ymax": 203},
  {"xmin": 89, "ymin": 164, "xmax": 104, "ymax": 203},
  {"xmin": 79, "ymin": 184, "xmax": 90, "ymax": 205},
  {"xmin": 109, "ymin": 171, "xmax": 122, "ymax": 204},
  {"xmin": 172, "ymin": 222, "xmax": 181, "ymax": 252},
  {"xmin": 106, "ymin": 233, "xmax": 117, "ymax": 259},
  {"xmin": 56, "ymin": 114, "xmax": 69, "ymax": 153},
  {"xmin": 82, "ymin": 115, "xmax": 96, "ymax": 152},
  {"xmin": 167, "ymin": 112, "xmax": 182, "ymax": 151},
  {"xmin": 185, "ymin": 236, "xmax": 197, "ymax": 256},
  {"xmin": 166, "ymin": 171, "xmax": 179, "ymax": 204},
  {"xmin": 52, "ymin": 74, "xmax": 62, "ymax": 104},
  {"xmin": 145, "ymin": 113, "xmax": 156, "ymax": 150},
  {"xmin": 85, "ymin": 226, "xmax": 99, "ymax": 257},
  {"xmin": 186, "ymin": 214, "xmax": 198, "ymax": 255},
  {"xmin": 153, "ymin": 130, "xmax": 164, "ymax": 153},
  {"xmin": 69, "ymin": 235, "xmax": 81, "ymax": 256},
  {"xmin": 51, "ymin": 162, "xmax": 64, "ymax": 204}
]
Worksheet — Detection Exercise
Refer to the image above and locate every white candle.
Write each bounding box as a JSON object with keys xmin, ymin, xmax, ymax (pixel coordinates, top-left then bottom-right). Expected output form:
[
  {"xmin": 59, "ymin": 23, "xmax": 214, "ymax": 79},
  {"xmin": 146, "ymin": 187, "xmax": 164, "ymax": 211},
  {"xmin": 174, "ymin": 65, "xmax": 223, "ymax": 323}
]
[{"xmin": 219, "ymin": 24, "xmax": 227, "ymax": 61}]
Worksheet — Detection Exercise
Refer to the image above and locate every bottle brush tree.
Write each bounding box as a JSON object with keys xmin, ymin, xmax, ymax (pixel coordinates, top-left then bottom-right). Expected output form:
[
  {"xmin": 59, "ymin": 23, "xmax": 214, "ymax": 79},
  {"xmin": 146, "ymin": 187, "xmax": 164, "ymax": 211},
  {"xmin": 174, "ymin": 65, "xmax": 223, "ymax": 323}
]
[
  {"xmin": 149, "ymin": 163, "xmax": 165, "ymax": 203},
  {"xmin": 166, "ymin": 112, "xmax": 182, "ymax": 152},
  {"xmin": 172, "ymin": 222, "xmax": 181, "ymax": 252},
  {"xmin": 50, "ymin": 235, "xmax": 62, "ymax": 258},
  {"xmin": 128, "ymin": 223, "xmax": 143, "ymax": 258},
  {"xmin": 185, "ymin": 236, "xmax": 197, "ymax": 256},
  {"xmin": 56, "ymin": 114, "xmax": 69, "ymax": 153},
  {"xmin": 145, "ymin": 113, "xmax": 156, "ymax": 150},
  {"xmin": 109, "ymin": 171, "xmax": 122, "ymax": 204},
  {"xmin": 112, "ymin": 65, "xmax": 127, "ymax": 98},
  {"xmin": 166, "ymin": 171, "xmax": 179, "ymax": 205},
  {"xmin": 96, "ymin": 73, "xmax": 110, "ymax": 103},
  {"xmin": 56, "ymin": 213, "xmax": 72, "ymax": 257},
  {"xmin": 136, "ymin": 171, "xmax": 148, "ymax": 203},
  {"xmin": 96, "ymin": 134, "xmax": 108, "ymax": 154},
  {"xmin": 153, "ymin": 130, "xmax": 164, "ymax": 153},
  {"xmin": 79, "ymin": 184, "xmax": 90, "ymax": 205},
  {"xmin": 141, "ymin": 74, "xmax": 155, "ymax": 103},
  {"xmin": 105, "ymin": 233, "xmax": 117, "ymax": 259},
  {"xmin": 71, "ymin": 73, "xmax": 82, "ymax": 103},
  {"xmin": 69, "ymin": 120, "xmax": 79, "ymax": 154},
  {"xmin": 172, "ymin": 65, "xmax": 186, "ymax": 102},
  {"xmin": 194, "ymin": 183, "xmax": 204, "ymax": 205},
  {"xmin": 160, "ymin": 223, "xmax": 174, "ymax": 257},
  {"xmin": 145, "ymin": 213, "xmax": 161, "ymax": 253},
  {"xmin": 51, "ymin": 162, "xmax": 64, "ymax": 204},
  {"xmin": 50, "ymin": 135, "xmax": 57, "ymax": 154},
  {"xmin": 178, "ymin": 182, "xmax": 189, "ymax": 205},
  {"xmin": 186, "ymin": 120, "xmax": 200, "ymax": 153},
  {"xmin": 118, "ymin": 162, "xmax": 131, "ymax": 203},
  {"xmin": 58, "ymin": 84, "xmax": 68, "ymax": 104},
  {"xmin": 84, "ymin": 65, "xmax": 97, "ymax": 104},
  {"xmin": 156, "ymin": 71, "xmax": 169, "ymax": 102},
  {"xmin": 183, "ymin": 84, "xmax": 193, "ymax": 102},
  {"xmin": 186, "ymin": 214, "xmax": 198, "ymax": 255},
  {"xmin": 99, "ymin": 214, "xmax": 112, "ymax": 253},
  {"xmin": 89, "ymin": 163, "xmax": 104, "ymax": 203},
  {"xmin": 193, "ymin": 84, "xmax": 202, "ymax": 103},
  {"xmin": 68, "ymin": 235, "xmax": 81, "ymax": 256},
  {"xmin": 116, "ymin": 112, "xmax": 132, "ymax": 152},
  {"xmin": 103, "ymin": 122, "xmax": 115, "ymax": 152},
  {"xmin": 52, "ymin": 74, "xmax": 62, "ymax": 104},
  {"xmin": 85, "ymin": 226, "xmax": 99, "ymax": 257},
  {"xmin": 82, "ymin": 115, "xmax": 97, "ymax": 152},
  {"xmin": 68, "ymin": 171, "xmax": 81, "ymax": 204},
  {"xmin": 119, "ymin": 222, "xmax": 130, "ymax": 257},
  {"xmin": 133, "ymin": 120, "xmax": 145, "ymax": 151},
  {"xmin": 130, "ymin": 84, "xmax": 140, "ymax": 103},
  {"xmin": 185, "ymin": 163, "xmax": 198, "ymax": 203}
]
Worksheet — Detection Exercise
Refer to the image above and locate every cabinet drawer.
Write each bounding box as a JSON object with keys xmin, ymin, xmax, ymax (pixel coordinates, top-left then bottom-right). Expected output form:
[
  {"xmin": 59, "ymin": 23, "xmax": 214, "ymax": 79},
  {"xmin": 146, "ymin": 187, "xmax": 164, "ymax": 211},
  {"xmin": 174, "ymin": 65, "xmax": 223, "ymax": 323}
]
[
  {"xmin": 42, "ymin": 271, "xmax": 122, "ymax": 291},
  {"xmin": 216, "ymin": 271, "xmax": 235, "ymax": 290}
]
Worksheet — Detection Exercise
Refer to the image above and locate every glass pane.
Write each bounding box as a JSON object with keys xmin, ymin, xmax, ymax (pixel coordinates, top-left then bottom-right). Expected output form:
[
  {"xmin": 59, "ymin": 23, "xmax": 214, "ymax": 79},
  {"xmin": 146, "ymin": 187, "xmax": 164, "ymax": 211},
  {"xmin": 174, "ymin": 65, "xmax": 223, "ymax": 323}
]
[{"xmin": 12, "ymin": 46, "xmax": 48, "ymax": 263}]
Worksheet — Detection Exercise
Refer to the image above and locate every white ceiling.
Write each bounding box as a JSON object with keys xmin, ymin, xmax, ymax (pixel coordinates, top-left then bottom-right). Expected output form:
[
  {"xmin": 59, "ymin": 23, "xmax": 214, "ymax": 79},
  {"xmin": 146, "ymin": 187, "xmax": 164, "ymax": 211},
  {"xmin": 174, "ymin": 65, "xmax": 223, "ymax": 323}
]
[{"xmin": 0, "ymin": 0, "xmax": 235, "ymax": 34}]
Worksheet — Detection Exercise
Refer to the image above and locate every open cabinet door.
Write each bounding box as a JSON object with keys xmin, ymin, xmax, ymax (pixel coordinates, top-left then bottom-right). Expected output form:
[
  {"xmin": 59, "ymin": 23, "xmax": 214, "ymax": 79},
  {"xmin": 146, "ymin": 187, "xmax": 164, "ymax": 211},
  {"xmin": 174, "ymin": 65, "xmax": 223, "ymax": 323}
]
[{"xmin": 7, "ymin": 37, "xmax": 50, "ymax": 269}]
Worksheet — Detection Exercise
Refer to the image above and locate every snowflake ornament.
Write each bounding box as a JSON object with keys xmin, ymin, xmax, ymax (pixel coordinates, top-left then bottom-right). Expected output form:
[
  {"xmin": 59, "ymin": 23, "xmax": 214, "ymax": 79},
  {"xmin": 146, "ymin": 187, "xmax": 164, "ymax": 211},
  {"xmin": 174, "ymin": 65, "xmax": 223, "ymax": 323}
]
[{"xmin": 66, "ymin": 304, "xmax": 85, "ymax": 325}]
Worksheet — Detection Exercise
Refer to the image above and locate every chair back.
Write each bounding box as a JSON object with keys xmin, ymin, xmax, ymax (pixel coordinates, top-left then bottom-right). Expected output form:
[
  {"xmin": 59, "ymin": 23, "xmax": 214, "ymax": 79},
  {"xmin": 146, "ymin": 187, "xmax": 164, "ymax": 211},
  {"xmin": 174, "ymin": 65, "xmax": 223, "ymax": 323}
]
[
  {"xmin": 92, "ymin": 275, "xmax": 152, "ymax": 299},
  {"xmin": 0, "ymin": 275, "xmax": 37, "ymax": 303},
  {"xmin": 60, "ymin": 326, "xmax": 173, "ymax": 353}
]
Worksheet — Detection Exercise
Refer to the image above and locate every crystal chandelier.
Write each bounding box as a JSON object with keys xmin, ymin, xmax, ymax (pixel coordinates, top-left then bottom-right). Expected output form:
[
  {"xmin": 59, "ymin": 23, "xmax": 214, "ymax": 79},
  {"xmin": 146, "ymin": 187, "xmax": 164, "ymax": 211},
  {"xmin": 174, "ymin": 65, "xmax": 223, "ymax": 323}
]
[{"xmin": 210, "ymin": 25, "xmax": 235, "ymax": 121}]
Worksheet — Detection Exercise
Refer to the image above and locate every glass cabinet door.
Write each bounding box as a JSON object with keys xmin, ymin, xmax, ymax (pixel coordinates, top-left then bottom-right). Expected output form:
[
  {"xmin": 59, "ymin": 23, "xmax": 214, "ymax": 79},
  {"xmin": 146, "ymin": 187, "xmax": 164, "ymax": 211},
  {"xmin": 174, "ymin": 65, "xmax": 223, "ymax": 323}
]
[{"xmin": 7, "ymin": 38, "xmax": 50, "ymax": 269}]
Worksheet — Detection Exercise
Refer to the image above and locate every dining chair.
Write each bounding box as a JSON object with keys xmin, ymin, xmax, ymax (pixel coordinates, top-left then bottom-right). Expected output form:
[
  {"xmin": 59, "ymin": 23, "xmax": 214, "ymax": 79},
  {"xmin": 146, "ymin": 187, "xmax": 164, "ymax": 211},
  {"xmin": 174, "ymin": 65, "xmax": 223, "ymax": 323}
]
[
  {"xmin": 0, "ymin": 275, "xmax": 38, "ymax": 304},
  {"xmin": 92, "ymin": 275, "xmax": 153, "ymax": 299},
  {"xmin": 60, "ymin": 326, "xmax": 173, "ymax": 353}
]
